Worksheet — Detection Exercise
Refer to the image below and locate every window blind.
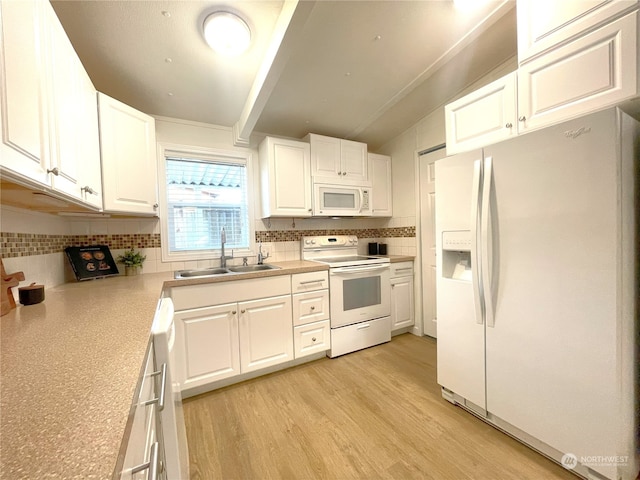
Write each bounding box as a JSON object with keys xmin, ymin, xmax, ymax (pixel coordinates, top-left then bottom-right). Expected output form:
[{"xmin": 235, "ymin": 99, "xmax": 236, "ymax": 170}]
[{"xmin": 165, "ymin": 156, "xmax": 249, "ymax": 253}]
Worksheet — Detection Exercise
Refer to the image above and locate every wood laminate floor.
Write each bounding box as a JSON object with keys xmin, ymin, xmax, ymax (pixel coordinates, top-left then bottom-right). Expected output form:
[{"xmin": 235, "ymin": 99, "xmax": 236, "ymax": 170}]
[{"xmin": 183, "ymin": 334, "xmax": 576, "ymax": 480}]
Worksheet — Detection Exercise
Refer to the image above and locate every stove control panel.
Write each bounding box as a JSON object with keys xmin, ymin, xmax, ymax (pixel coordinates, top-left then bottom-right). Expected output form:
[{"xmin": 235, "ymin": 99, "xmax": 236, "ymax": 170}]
[{"xmin": 302, "ymin": 235, "xmax": 358, "ymax": 249}]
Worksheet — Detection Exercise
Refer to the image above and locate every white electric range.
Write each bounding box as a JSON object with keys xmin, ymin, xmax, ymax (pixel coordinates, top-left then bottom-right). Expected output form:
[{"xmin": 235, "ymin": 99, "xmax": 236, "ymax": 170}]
[{"xmin": 301, "ymin": 235, "xmax": 391, "ymax": 357}]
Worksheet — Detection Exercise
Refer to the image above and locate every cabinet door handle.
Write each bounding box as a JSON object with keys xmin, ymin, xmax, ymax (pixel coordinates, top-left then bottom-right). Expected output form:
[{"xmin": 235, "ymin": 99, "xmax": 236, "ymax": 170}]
[
  {"xmin": 518, "ymin": 116, "xmax": 526, "ymax": 122},
  {"xmin": 342, "ymin": 171, "xmax": 347, "ymax": 176},
  {"xmin": 47, "ymin": 167, "xmax": 59, "ymax": 176},
  {"xmin": 132, "ymin": 441, "xmax": 159, "ymax": 480},
  {"xmin": 231, "ymin": 310, "xmax": 237, "ymax": 315},
  {"xmin": 82, "ymin": 186, "xmax": 98, "ymax": 195},
  {"xmin": 143, "ymin": 363, "xmax": 167, "ymax": 411},
  {"xmin": 505, "ymin": 122, "xmax": 512, "ymax": 128},
  {"xmin": 153, "ymin": 203, "xmax": 159, "ymax": 209},
  {"xmin": 241, "ymin": 309, "xmax": 246, "ymax": 314}
]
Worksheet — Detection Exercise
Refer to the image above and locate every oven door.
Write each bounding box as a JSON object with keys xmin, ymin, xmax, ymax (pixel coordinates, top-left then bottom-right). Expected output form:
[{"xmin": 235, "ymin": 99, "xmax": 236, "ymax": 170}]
[{"xmin": 329, "ymin": 264, "xmax": 390, "ymax": 327}]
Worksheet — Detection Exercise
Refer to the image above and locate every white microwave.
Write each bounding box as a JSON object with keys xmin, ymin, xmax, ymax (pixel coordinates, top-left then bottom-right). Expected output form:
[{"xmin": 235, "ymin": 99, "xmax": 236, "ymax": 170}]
[{"xmin": 313, "ymin": 183, "xmax": 371, "ymax": 216}]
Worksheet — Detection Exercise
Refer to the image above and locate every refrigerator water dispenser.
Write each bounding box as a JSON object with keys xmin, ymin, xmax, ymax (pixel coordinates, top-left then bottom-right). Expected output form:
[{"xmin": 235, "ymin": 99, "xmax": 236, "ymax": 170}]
[{"xmin": 442, "ymin": 231, "xmax": 472, "ymax": 281}]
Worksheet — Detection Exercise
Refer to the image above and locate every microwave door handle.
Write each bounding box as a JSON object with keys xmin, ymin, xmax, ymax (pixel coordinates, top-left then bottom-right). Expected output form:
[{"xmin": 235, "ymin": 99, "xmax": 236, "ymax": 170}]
[{"xmin": 358, "ymin": 189, "xmax": 364, "ymax": 213}]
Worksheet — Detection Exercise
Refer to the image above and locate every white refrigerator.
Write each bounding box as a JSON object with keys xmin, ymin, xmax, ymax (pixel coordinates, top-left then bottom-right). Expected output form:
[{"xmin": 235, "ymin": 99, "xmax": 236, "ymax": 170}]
[{"xmin": 435, "ymin": 107, "xmax": 638, "ymax": 480}]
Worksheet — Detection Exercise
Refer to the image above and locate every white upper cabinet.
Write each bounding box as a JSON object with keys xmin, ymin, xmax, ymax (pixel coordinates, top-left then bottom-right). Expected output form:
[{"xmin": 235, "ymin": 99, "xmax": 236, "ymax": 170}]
[
  {"xmin": 76, "ymin": 69, "xmax": 102, "ymax": 209},
  {"xmin": 517, "ymin": 0, "xmax": 638, "ymax": 63},
  {"xmin": 445, "ymin": 72, "xmax": 517, "ymax": 155},
  {"xmin": 368, "ymin": 153, "xmax": 393, "ymax": 217},
  {"xmin": 259, "ymin": 136, "xmax": 311, "ymax": 218},
  {"xmin": 98, "ymin": 93, "xmax": 158, "ymax": 216},
  {"xmin": 306, "ymin": 133, "xmax": 368, "ymax": 185},
  {"xmin": 0, "ymin": 0, "xmax": 101, "ymax": 209},
  {"xmin": 518, "ymin": 11, "xmax": 639, "ymax": 132},
  {"xmin": 46, "ymin": 3, "xmax": 102, "ymax": 207},
  {"xmin": 446, "ymin": 3, "xmax": 639, "ymax": 154},
  {"xmin": 0, "ymin": 0, "xmax": 51, "ymax": 186}
]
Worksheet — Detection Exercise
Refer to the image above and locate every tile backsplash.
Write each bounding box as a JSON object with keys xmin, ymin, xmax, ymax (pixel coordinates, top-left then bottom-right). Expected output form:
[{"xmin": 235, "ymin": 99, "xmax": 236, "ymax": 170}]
[{"xmin": 0, "ymin": 205, "xmax": 417, "ymax": 297}]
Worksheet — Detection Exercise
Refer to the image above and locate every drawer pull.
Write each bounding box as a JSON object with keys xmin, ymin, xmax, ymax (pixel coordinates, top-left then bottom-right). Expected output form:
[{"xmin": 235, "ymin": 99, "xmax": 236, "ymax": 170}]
[
  {"xmin": 312, "ymin": 337, "xmax": 317, "ymax": 342},
  {"xmin": 394, "ymin": 268, "xmax": 412, "ymax": 272},
  {"xmin": 299, "ymin": 279, "xmax": 325, "ymax": 285},
  {"xmin": 310, "ymin": 306, "xmax": 315, "ymax": 311},
  {"xmin": 357, "ymin": 323, "xmax": 371, "ymax": 330},
  {"xmin": 132, "ymin": 441, "xmax": 159, "ymax": 480},
  {"xmin": 143, "ymin": 363, "xmax": 167, "ymax": 412}
]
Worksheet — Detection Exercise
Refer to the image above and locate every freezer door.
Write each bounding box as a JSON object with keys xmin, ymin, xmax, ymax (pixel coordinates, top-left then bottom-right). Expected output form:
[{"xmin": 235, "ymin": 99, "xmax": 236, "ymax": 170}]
[
  {"xmin": 483, "ymin": 108, "xmax": 629, "ymax": 479},
  {"xmin": 435, "ymin": 150, "xmax": 486, "ymax": 411}
]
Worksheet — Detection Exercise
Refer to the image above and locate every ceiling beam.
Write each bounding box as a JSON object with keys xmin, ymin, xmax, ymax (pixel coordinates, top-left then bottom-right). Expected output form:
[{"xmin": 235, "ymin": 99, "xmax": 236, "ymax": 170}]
[{"xmin": 233, "ymin": 0, "xmax": 316, "ymax": 146}]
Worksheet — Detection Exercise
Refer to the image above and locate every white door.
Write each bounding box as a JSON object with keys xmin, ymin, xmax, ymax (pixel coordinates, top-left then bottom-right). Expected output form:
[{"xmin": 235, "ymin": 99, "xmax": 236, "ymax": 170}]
[
  {"xmin": 435, "ymin": 149, "xmax": 486, "ymax": 411},
  {"xmin": 98, "ymin": 92, "xmax": 158, "ymax": 215},
  {"xmin": 419, "ymin": 147, "xmax": 445, "ymax": 338},
  {"xmin": 340, "ymin": 139, "xmax": 368, "ymax": 183},
  {"xmin": 484, "ymin": 109, "xmax": 621, "ymax": 479},
  {"xmin": 175, "ymin": 303, "xmax": 240, "ymax": 390},
  {"xmin": 390, "ymin": 276, "xmax": 414, "ymax": 330},
  {"xmin": 47, "ymin": 7, "xmax": 83, "ymax": 201},
  {"xmin": 516, "ymin": 0, "xmax": 637, "ymax": 62},
  {"xmin": 261, "ymin": 137, "xmax": 311, "ymax": 217},
  {"xmin": 239, "ymin": 295, "xmax": 293, "ymax": 373},
  {"xmin": 0, "ymin": 0, "xmax": 50, "ymax": 186}
]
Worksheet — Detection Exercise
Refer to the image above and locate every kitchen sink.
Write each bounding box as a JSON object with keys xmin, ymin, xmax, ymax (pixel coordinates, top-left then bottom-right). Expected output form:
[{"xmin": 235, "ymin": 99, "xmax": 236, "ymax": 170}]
[
  {"xmin": 174, "ymin": 267, "xmax": 230, "ymax": 279},
  {"xmin": 227, "ymin": 264, "xmax": 281, "ymax": 273},
  {"xmin": 174, "ymin": 264, "xmax": 280, "ymax": 279}
]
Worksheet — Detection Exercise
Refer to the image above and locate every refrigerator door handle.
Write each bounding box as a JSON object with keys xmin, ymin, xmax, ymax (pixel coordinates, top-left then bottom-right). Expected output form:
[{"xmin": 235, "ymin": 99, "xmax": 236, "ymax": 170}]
[
  {"xmin": 481, "ymin": 156, "xmax": 496, "ymax": 328},
  {"xmin": 470, "ymin": 159, "xmax": 484, "ymax": 325}
]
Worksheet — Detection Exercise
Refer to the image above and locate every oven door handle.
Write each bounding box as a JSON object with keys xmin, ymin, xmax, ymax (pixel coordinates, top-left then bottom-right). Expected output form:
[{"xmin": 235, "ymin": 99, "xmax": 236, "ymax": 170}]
[{"xmin": 330, "ymin": 264, "xmax": 390, "ymax": 274}]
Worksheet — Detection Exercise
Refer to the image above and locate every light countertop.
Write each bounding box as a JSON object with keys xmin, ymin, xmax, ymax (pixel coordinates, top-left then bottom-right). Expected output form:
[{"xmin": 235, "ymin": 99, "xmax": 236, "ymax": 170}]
[
  {"xmin": 0, "ymin": 257, "xmax": 412, "ymax": 478},
  {"xmin": 0, "ymin": 260, "xmax": 327, "ymax": 479}
]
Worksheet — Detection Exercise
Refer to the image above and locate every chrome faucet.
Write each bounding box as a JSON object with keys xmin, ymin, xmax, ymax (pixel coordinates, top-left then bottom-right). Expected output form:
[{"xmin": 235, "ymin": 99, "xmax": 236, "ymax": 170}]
[
  {"xmin": 220, "ymin": 227, "xmax": 233, "ymax": 268},
  {"xmin": 257, "ymin": 242, "xmax": 270, "ymax": 265}
]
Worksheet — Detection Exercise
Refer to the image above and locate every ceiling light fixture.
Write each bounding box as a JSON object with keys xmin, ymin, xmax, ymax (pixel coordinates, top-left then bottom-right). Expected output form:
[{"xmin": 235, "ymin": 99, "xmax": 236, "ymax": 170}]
[{"xmin": 203, "ymin": 11, "xmax": 251, "ymax": 57}]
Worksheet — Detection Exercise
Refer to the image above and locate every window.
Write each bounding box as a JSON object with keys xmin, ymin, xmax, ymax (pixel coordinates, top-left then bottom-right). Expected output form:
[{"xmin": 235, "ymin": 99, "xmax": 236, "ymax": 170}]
[{"xmin": 158, "ymin": 144, "xmax": 254, "ymax": 262}]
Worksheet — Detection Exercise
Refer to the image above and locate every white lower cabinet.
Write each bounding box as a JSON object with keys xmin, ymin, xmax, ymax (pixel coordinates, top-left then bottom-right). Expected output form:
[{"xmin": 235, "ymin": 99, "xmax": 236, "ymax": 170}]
[
  {"xmin": 120, "ymin": 342, "xmax": 162, "ymax": 480},
  {"xmin": 294, "ymin": 320, "xmax": 330, "ymax": 358},
  {"xmin": 291, "ymin": 271, "xmax": 331, "ymax": 358},
  {"xmin": 390, "ymin": 262, "xmax": 414, "ymax": 332},
  {"xmin": 239, "ymin": 295, "xmax": 293, "ymax": 373},
  {"xmin": 175, "ymin": 303, "xmax": 240, "ymax": 390},
  {"xmin": 171, "ymin": 275, "xmax": 297, "ymax": 394}
]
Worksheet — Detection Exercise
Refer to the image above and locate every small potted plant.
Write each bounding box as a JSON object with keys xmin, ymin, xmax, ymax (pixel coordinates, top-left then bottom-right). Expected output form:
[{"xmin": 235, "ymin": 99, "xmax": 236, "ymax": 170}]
[{"xmin": 117, "ymin": 248, "xmax": 146, "ymax": 276}]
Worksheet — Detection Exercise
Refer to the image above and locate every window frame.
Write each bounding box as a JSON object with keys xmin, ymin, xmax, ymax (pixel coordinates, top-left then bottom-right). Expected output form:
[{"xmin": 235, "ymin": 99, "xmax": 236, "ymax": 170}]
[{"xmin": 157, "ymin": 142, "xmax": 256, "ymax": 264}]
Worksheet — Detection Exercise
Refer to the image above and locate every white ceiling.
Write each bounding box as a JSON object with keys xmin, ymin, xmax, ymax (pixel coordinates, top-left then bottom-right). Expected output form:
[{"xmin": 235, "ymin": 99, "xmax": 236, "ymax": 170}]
[{"xmin": 51, "ymin": 0, "xmax": 517, "ymax": 150}]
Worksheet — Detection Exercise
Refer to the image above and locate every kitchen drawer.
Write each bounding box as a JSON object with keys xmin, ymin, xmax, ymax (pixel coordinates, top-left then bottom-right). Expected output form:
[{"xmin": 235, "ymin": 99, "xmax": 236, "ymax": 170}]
[
  {"xmin": 390, "ymin": 261, "xmax": 414, "ymax": 278},
  {"xmin": 293, "ymin": 289, "xmax": 329, "ymax": 326},
  {"xmin": 294, "ymin": 320, "xmax": 330, "ymax": 359},
  {"xmin": 291, "ymin": 271, "xmax": 329, "ymax": 293},
  {"xmin": 329, "ymin": 316, "xmax": 391, "ymax": 358}
]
